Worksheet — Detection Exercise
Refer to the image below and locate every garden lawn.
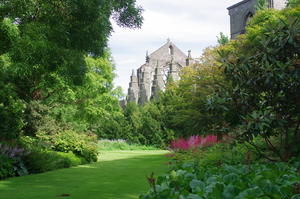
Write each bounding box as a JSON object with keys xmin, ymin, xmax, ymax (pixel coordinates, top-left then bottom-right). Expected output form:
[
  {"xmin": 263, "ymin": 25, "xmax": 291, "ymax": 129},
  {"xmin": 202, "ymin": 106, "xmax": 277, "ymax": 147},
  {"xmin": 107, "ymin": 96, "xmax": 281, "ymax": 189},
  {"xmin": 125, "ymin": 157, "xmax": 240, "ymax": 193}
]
[{"xmin": 0, "ymin": 150, "xmax": 168, "ymax": 199}]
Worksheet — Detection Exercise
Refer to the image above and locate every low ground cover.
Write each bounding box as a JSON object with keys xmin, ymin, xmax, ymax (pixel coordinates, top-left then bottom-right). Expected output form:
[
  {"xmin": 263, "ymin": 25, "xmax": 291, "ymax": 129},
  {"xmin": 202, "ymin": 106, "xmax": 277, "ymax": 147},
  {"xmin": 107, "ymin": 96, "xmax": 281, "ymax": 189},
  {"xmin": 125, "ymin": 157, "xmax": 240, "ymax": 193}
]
[
  {"xmin": 141, "ymin": 136, "xmax": 300, "ymax": 199},
  {"xmin": 141, "ymin": 159, "xmax": 300, "ymax": 199},
  {"xmin": 0, "ymin": 150, "xmax": 168, "ymax": 199}
]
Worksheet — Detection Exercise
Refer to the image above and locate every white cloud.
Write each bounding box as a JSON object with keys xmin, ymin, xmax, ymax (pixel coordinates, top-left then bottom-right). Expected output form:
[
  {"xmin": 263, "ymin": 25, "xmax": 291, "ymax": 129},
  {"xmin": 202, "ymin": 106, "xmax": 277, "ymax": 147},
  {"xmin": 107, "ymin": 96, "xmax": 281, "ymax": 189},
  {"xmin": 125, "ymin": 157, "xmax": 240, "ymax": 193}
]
[{"xmin": 109, "ymin": 0, "xmax": 242, "ymax": 93}]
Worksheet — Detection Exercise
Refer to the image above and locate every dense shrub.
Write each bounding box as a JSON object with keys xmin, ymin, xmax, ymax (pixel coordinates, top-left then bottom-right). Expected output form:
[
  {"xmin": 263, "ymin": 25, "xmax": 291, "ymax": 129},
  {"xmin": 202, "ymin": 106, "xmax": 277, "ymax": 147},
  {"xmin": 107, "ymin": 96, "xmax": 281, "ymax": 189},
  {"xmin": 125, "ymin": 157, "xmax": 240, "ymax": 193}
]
[
  {"xmin": 37, "ymin": 130, "xmax": 98, "ymax": 162},
  {"xmin": 123, "ymin": 102, "xmax": 175, "ymax": 147},
  {"xmin": 24, "ymin": 151, "xmax": 83, "ymax": 173},
  {"xmin": 0, "ymin": 143, "xmax": 28, "ymax": 177},
  {"xmin": 0, "ymin": 154, "xmax": 14, "ymax": 179},
  {"xmin": 167, "ymin": 138, "xmax": 259, "ymax": 170},
  {"xmin": 23, "ymin": 100, "xmax": 62, "ymax": 137},
  {"xmin": 0, "ymin": 81, "xmax": 25, "ymax": 140},
  {"xmin": 218, "ymin": 6, "xmax": 300, "ymax": 160},
  {"xmin": 22, "ymin": 101, "xmax": 98, "ymax": 163}
]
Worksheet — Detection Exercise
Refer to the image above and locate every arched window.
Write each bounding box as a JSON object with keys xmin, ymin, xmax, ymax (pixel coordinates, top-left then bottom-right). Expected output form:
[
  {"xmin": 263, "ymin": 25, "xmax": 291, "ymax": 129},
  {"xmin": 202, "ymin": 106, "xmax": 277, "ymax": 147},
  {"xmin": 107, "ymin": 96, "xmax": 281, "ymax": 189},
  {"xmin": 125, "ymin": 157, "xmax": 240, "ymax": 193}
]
[
  {"xmin": 245, "ymin": 12, "xmax": 253, "ymax": 25},
  {"xmin": 241, "ymin": 12, "xmax": 253, "ymax": 34},
  {"xmin": 169, "ymin": 45, "xmax": 174, "ymax": 55}
]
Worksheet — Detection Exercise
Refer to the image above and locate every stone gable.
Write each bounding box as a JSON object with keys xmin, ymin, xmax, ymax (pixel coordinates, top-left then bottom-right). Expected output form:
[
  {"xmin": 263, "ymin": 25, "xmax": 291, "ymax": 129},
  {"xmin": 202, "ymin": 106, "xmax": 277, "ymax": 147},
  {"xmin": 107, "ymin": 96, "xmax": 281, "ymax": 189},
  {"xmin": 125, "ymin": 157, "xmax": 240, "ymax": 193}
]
[{"xmin": 127, "ymin": 39, "xmax": 195, "ymax": 105}]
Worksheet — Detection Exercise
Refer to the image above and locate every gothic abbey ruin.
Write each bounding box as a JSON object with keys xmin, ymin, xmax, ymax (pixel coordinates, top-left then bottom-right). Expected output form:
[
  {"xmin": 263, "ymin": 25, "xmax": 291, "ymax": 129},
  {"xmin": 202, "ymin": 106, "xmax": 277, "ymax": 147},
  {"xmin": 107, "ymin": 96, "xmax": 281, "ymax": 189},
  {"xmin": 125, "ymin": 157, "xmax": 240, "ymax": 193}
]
[
  {"xmin": 127, "ymin": 39, "xmax": 195, "ymax": 105},
  {"xmin": 228, "ymin": 0, "xmax": 286, "ymax": 39},
  {"xmin": 126, "ymin": 0, "xmax": 287, "ymax": 105}
]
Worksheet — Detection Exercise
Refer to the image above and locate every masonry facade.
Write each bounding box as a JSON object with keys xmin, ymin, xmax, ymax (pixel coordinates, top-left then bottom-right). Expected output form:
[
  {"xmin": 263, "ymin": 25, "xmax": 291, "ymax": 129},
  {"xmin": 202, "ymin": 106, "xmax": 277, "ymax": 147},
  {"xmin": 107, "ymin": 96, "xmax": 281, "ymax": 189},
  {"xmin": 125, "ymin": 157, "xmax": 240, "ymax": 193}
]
[
  {"xmin": 127, "ymin": 39, "xmax": 195, "ymax": 105},
  {"xmin": 228, "ymin": 0, "xmax": 287, "ymax": 39}
]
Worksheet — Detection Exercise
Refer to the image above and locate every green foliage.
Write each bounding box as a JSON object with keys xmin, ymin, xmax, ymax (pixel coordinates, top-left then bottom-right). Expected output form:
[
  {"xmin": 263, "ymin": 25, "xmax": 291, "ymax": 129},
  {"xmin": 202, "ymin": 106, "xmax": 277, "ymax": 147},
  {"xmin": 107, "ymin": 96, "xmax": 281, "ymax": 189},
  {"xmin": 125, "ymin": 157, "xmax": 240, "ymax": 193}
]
[
  {"xmin": 167, "ymin": 141, "xmax": 259, "ymax": 173},
  {"xmin": 156, "ymin": 47, "xmax": 234, "ymax": 137},
  {"xmin": 196, "ymin": 143, "xmax": 256, "ymax": 168},
  {"xmin": 0, "ymin": 54, "xmax": 25, "ymax": 140},
  {"xmin": 0, "ymin": 82, "xmax": 25, "ymax": 140},
  {"xmin": 23, "ymin": 100, "xmax": 61, "ymax": 137},
  {"xmin": 0, "ymin": 18, "xmax": 19, "ymax": 55},
  {"xmin": 0, "ymin": 143, "xmax": 29, "ymax": 177},
  {"xmin": 0, "ymin": 154, "xmax": 14, "ymax": 179},
  {"xmin": 256, "ymin": 0, "xmax": 268, "ymax": 11},
  {"xmin": 0, "ymin": 0, "xmax": 143, "ymax": 57},
  {"xmin": 287, "ymin": 0, "xmax": 300, "ymax": 8},
  {"xmin": 218, "ymin": 7, "xmax": 300, "ymax": 160},
  {"xmin": 217, "ymin": 32, "xmax": 229, "ymax": 45},
  {"xmin": 123, "ymin": 102, "xmax": 175, "ymax": 147},
  {"xmin": 24, "ymin": 151, "xmax": 83, "ymax": 173},
  {"xmin": 141, "ymin": 157, "xmax": 300, "ymax": 199},
  {"xmin": 37, "ymin": 130, "xmax": 98, "ymax": 163},
  {"xmin": 0, "ymin": 0, "xmax": 143, "ymax": 148}
]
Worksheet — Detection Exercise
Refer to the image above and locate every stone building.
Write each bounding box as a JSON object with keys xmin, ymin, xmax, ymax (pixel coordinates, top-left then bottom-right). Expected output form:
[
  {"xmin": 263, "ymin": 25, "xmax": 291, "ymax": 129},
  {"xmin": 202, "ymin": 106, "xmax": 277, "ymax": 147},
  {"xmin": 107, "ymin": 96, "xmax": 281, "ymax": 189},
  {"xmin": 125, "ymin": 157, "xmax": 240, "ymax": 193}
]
[
  {"xmin": 228, "ymin": 0, "xmax": 286, "ymax": 39},
  {"xmin": 127, "ymin": 39, "xmax": 195, "ymax": 105}
]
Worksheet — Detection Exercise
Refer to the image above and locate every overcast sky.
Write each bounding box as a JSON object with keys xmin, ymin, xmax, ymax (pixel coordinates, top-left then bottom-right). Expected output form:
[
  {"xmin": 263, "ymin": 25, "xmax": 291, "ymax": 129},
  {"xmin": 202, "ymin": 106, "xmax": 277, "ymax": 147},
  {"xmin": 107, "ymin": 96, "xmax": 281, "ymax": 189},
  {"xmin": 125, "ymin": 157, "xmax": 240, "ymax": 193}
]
[{"xmin": 108, "ymin": 0, "xmax": 241, "ymax": 93}]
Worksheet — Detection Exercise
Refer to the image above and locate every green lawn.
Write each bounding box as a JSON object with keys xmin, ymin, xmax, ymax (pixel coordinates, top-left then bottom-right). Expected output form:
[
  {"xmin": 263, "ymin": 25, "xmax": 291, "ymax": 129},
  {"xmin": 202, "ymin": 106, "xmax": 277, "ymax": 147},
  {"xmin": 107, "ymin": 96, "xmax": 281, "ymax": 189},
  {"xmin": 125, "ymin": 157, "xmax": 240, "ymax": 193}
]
[{"xmin": 0, "ymin": 150, "xmax": 168, "ymax": 199}]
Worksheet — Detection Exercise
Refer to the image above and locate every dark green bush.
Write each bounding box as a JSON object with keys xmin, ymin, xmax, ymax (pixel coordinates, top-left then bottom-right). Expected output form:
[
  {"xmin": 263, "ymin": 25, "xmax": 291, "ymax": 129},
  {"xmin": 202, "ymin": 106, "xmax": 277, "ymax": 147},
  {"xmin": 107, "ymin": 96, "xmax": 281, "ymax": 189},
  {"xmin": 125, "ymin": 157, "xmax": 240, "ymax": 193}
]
[
  {"xmin": 123, "ymin": 102, "xmax": 175, "ymax": 147},
  {"xmin": 23, "ymin": 100, "xmax": 62, "ymax": 137},
  {"xmin": 24, "ymin": 151, "xmax": 83, "ymax": 173},
  {"xmin": 0, "ymin": 143, "xmax": 29, "ymax": 177},
  {"xmin": 0, "ymin": 154, "xmax": 14, "ymax": 179},
  {"xmin": 198, "ymin": 142, "xmax": 259, "ymax": 167},
  {"xmin": 0, "ymin": 82, "xmax": 25, "ymax": 141},
  {"xmin": 218, "ymin": 6, "xmax": 300, "ymax": 160}
]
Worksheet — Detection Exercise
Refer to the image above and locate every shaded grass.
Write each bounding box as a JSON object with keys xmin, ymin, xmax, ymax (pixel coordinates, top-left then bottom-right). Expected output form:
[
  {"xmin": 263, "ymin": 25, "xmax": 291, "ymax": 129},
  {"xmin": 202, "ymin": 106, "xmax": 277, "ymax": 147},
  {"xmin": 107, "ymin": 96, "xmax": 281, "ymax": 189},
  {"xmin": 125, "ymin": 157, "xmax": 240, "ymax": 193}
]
[{"xmin": 0, "ymin": 150, "xmax": 168, "ymax": 199}]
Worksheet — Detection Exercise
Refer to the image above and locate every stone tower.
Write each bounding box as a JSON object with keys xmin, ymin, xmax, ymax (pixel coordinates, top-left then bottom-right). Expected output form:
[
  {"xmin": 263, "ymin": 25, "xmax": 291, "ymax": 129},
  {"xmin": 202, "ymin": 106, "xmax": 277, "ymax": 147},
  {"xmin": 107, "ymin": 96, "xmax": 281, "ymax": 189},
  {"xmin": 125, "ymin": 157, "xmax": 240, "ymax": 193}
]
[
  {"xmin": 151, "ymin": 61, "xmax": 164, "ymax": 100},
  {"xmin": 127, "ymin": 39, "xmax": 195, "ymax": 105},
  {"xmin": 228, "ymin": 0, "xmax": 287, "ymax": 39},
  {"xmin": 127, "ymin": 70, "xmax": 139, "ymax": 103}
]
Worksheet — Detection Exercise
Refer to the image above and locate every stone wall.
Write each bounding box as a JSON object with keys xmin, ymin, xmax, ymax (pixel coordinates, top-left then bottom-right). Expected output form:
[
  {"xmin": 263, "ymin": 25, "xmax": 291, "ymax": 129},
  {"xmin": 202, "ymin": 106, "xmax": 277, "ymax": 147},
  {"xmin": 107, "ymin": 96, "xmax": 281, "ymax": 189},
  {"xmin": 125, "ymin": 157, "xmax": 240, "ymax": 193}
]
[{"xmin": 228, "ymin": 0, "xmax": 287, "ymax": 39}]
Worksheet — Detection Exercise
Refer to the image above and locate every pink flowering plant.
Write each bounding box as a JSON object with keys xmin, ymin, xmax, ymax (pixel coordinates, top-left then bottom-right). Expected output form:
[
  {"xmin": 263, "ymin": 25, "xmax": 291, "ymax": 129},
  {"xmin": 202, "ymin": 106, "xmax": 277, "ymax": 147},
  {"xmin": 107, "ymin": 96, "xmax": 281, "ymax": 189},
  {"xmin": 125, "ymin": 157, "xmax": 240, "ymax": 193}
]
[
  {"xmin": 170, "ymin": 135, "xmax": 218, "ymax": 151},
  {"xmin": 166, "ymin": 135, "xmax": 220, "ymax": 167}
]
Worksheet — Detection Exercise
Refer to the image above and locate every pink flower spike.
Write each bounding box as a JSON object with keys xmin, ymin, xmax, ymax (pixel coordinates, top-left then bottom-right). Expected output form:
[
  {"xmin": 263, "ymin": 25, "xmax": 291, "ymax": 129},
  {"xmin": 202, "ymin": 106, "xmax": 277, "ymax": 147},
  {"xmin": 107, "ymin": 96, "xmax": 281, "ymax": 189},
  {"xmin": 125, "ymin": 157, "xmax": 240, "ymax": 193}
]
[{"xmin": 187, "ymin": 135, "xmax": 202, "ymax": 149}]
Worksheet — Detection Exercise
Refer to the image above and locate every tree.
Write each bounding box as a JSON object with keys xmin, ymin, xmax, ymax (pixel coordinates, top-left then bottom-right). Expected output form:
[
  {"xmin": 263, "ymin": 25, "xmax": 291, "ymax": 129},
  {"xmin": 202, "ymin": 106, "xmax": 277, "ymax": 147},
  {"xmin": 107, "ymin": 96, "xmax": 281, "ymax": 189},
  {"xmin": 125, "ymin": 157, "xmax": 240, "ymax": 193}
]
[
  {"xmin": 0, "ymin": 0, "xmax": 143, "ymax": 56},
  {"xmin": 0, "ymin": 0, "xmax": 143, "ymax": 101},
  {"xmin": 217, "ymin": 32, "xmax": 229, "ymax": 45},
  {"xmin": 218, "ymin": 7, "xmax": 300, "ymax": 161},
  {"xmin": 287, "ymin": 0, "xmax": 300, "ymax": 8},
  {"xmin": 0, "ymin": 0, "xmax": 143, "ymax": 140},
  {"xmin": 157, "ymin": 47, "xmax": 235, "ymax": 138}
]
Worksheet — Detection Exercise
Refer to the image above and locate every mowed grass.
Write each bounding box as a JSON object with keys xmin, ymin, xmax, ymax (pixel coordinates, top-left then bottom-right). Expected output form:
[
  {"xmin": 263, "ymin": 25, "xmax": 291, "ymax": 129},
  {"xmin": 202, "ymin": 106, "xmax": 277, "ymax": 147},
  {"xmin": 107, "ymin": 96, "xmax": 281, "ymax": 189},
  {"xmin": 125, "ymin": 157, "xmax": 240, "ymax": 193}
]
[{"xmin": 0, "ymin": 150, "xmax": 168, "ymax": 199}]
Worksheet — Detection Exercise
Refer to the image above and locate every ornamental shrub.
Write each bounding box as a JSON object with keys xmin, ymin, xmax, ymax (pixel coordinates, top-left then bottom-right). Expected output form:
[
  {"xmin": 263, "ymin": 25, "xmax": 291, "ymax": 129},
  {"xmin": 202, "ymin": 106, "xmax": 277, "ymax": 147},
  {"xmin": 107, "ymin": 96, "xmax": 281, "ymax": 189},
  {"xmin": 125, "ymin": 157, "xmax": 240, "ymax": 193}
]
[{"xmin": 37, "ymin": 130, "xmax": 98, "ymax": 163}]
